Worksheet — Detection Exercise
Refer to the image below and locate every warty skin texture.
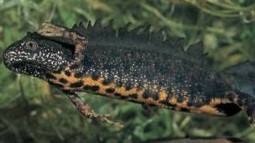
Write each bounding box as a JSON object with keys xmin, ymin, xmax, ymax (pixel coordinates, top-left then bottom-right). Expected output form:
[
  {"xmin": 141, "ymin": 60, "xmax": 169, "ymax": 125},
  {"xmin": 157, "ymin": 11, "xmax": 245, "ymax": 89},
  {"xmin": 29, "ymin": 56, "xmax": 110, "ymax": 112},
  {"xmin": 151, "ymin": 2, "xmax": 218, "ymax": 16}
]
[{"xmin": 3, "ymin": 22, "xmax": 255, "ymax": 124}]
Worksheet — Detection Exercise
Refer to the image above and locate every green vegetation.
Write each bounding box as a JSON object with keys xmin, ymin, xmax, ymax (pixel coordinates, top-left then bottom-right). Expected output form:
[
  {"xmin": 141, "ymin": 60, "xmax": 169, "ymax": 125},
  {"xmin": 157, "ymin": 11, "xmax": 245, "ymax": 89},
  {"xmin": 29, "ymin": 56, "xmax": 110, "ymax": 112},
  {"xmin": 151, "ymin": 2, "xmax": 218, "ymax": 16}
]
[{"xmin": 0, "ymin": 0, "xmax": 255, "ymax": 142}]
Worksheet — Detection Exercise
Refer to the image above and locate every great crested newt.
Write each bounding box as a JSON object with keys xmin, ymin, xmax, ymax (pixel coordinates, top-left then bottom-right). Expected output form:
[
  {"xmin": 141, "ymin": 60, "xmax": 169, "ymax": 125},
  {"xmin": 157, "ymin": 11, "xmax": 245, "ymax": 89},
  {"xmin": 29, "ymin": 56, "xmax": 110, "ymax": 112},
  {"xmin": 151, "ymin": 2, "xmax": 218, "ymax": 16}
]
[{"xmin": 3, "ymin": 22, "xmax": 255, "ymax": 126}]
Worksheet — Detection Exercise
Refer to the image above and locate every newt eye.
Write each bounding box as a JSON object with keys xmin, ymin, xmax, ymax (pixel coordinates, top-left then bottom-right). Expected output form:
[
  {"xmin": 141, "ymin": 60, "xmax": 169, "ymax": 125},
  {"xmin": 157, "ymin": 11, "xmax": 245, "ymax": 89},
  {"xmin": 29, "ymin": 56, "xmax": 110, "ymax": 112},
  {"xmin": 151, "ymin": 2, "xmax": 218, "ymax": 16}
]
[{"xmin": 25, "ymin": 41, "xmax": 38, "ymax": 50}]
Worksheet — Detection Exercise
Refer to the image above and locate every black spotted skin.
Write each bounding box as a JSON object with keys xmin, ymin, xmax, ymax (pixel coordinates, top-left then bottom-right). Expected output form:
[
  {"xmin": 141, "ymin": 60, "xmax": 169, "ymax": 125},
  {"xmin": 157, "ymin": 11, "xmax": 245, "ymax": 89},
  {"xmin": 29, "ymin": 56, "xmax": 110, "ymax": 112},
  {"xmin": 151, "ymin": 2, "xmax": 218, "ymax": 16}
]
[
  {"xmin": 43, "ymin": 35, "xmax": 246, "ymax": 117},
  {"xmin": 3, "ymin": 22, "xmax": 255, "ymax": 124}
]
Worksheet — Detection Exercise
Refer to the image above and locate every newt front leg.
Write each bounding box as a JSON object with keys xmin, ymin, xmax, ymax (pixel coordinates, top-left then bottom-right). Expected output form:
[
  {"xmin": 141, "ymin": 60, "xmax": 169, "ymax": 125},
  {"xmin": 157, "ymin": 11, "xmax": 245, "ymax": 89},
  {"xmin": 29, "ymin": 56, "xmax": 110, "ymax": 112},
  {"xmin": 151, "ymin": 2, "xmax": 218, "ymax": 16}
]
[
  {"xmin": 64, "ymin": 91, "xmax": 123, "ymax": 128},
  {"xmin": 38, "ymin": 23, "xmax": 122, "ymax": 127}
]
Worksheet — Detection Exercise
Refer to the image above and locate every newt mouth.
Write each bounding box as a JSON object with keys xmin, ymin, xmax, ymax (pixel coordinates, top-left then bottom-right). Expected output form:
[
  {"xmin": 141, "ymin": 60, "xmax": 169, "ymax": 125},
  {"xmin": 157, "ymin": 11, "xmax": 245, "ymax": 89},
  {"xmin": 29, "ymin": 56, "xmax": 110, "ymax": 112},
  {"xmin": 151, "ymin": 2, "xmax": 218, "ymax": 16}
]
[
  {"xmin": 3, "ymin": 50, "xmax": 19, "ymax": 71},
  {"xmin": 9, "ymin": 62, "xmax": 47, "ymax": 76}
]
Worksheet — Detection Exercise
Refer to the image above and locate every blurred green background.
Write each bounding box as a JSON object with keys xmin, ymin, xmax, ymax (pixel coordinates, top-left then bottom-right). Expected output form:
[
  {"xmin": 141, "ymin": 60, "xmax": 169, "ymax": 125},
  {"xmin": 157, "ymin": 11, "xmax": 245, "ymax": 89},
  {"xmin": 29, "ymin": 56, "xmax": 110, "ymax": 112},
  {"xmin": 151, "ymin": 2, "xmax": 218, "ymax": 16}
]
[{"xmin": 0, "ymin": 0, "xmax": 255, "ymax": 142}]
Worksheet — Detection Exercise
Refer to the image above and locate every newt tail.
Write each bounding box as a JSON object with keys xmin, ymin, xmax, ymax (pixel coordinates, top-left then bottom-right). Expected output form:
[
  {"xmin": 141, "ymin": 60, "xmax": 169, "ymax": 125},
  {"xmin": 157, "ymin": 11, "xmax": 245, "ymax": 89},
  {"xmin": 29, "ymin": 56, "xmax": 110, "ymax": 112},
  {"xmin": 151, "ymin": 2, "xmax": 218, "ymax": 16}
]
[{"xmin": 3, "ymin": 21, "xmax": 255, "ymax": 125}]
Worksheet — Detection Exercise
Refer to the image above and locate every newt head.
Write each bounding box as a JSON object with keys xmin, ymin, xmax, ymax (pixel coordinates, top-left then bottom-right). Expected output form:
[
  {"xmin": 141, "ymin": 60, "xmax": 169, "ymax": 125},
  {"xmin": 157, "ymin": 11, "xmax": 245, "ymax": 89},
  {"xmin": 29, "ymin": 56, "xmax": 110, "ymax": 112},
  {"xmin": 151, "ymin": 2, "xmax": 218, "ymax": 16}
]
[{"xmin": 3, "ymin": 32, "xmax": 73, "ymax": 79}]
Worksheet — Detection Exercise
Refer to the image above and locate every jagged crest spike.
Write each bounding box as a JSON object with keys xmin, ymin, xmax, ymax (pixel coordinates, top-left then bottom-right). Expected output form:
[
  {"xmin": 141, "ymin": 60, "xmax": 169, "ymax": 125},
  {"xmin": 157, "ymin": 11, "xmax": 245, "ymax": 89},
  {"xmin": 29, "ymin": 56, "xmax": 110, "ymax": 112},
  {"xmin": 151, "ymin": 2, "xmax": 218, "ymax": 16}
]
[
  {"xmin": 53, "ymin": 20, "xmax": 205, "ymax": 64},
  {"xmin": 117, "ymin": 23, "xmax": 131, "ymax": 36},
  {"xmin": 129, "ymin": 24, "xmax": 146, "ymax": 34},
  {"xmin": 71, "ymin": 22, "xmax": 86, "ymax": 37},
  {"xmin": 87, "ymin": 20, "xmax": 93, "ymax": 28}
]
